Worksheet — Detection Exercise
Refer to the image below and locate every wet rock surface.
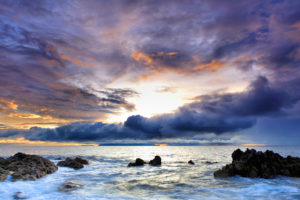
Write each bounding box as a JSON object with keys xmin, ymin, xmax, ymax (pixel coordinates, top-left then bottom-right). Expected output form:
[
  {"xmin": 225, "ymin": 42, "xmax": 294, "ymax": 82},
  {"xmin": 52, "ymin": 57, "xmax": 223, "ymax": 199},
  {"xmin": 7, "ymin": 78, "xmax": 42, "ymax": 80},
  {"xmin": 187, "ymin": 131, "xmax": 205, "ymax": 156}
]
[
  {"xmin": 0, "ymin": 152, "xmax": 57, "ymax": 181},
  {"xmin": 149, "ymin": 156, "xmax": 162, "ymax": 166},
  {"xmin": 188, "ymin": 160, "xmax": 195, "ymax": 165},
  {"xmin": 59, "ymin": 180, "xmax": 82, "ymax": 192},
  {"xmin": 214, "ymin": 148, "xmax": 300, "ymax": 179},
  {"xmin": 74, "ymin": 157, "xmax": 89, "ymax": 165},
  {"xmin": 128, "ymin": 158, "xmax": 146, "ymax": 167},
  {"xmin": 0, "ymin": 167, "xmax": 8, "ymax": 181},
  {"xmin": 57, "ymin": 157, "xmax": 88, "ymax": 170},
  {"xmin": 128, "ymin": 156, "xmax": 162, "ymax": 167},
  {"xmin": 205, "ymin": 161, "xmax": 218, "ymax": 164}
]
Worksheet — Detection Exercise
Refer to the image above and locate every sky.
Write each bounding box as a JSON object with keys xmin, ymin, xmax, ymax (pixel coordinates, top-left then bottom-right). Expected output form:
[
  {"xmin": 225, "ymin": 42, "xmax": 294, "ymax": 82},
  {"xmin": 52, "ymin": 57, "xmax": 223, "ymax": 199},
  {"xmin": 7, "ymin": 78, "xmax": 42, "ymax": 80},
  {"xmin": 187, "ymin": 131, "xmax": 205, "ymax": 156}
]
[{"xmin": 0, "ymin": 0, "xmax": 300, "ymax": 145}]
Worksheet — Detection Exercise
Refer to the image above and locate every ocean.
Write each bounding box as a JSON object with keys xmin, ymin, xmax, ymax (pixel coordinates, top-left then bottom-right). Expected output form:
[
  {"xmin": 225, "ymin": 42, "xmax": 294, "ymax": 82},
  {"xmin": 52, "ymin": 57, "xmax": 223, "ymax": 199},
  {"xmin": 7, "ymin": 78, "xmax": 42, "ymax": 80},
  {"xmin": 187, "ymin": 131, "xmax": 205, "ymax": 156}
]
[{"xmin": 0, "ymin": 145, "xmax": 300, "ymax": 200}]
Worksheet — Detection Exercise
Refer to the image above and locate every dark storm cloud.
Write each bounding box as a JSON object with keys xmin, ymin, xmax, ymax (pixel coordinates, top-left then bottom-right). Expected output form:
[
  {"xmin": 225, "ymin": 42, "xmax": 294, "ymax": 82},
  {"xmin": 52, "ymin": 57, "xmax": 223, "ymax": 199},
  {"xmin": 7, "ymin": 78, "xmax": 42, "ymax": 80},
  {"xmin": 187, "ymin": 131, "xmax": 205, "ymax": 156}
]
[
  {"xmin": 194, "ymin": 76, "xmax": 297, "ymax": 117},
  {"xmin": 1, "ymin": 0, "xmax": 300, "ymax": 75},
  {"xmin": 124, "ymin": 0, "xmax": 300, "ymax": 76},
  {"xmin": 0, "ymin": 0, "xmax": 140, "ymax": 121},
  {"xmin": 2, "ymin": 75, "xmax": 296, "ymax": 142},
  {"xmin": 0, "ymin": 0, "xmax": 300, "ymax": 141}
]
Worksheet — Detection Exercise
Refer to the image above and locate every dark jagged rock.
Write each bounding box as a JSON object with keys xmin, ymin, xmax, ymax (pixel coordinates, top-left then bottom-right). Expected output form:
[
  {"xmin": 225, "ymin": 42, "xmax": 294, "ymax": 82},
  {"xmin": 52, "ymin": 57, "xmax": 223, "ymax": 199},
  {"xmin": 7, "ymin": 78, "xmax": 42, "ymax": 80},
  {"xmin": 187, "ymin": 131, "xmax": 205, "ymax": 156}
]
[
  {"xmin": 149, "ymin": 156, "xmax": 161, "ymax": 166},
  {"xmin": 0, "ymin": 157, "xmax": 6, "ymax": 165},
  {"xmin": 57, "ymin": 158, "xmax": 84, "ymax": 170},
  {"xmin": 74, "ymin": 157, "xmax": 89, "ymax": 165},
  {"xmin": 128, "ymin": 158, "xmax": 146, "ymax": 167},
  {"xmin": 0, "ymin": 167, "xmax": 8, "ymax": 181},
  {"xmin": 0, "ymin": 152, "xmax": 57, "ymax": 181},
  {"xmin": 59, "ymin": 180, "xmax": 82, "ymax": 192},
  {"xmin": 214, "ymin": 148, "xmax": 300, "ymax": 179},
  {"xmin": 188, "ymin": 160, "xmax": 195, "ymax": 165}
]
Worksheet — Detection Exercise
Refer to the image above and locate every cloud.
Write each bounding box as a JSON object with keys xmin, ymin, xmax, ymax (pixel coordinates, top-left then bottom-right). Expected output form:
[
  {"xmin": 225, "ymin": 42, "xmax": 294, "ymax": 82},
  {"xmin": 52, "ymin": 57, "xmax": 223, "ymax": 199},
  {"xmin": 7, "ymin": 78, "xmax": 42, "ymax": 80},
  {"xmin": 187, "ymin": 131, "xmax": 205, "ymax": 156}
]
[
  {"xmin": 13, "ymin": 75, "xmax": 300, "ymax": 142},
  {"xmin": 1, "ymin": 0, "xmax": 300, "ymax": 142},
  {"xmin": 195, "ymin": 76, "xmax": 297, "ymax": 117},
  {"xmin": 0, "ymin": 124, "xmax": 8, "ymax": 130},
  {"xmin": 5, "ymin": 76, "xmax": 298, "ymax": 142}
]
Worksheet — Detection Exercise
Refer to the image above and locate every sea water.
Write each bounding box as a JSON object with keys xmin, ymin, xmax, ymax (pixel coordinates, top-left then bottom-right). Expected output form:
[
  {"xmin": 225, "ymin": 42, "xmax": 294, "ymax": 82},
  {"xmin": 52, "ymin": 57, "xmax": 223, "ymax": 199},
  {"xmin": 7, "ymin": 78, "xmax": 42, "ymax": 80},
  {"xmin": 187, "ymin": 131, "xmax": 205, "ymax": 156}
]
[{"xmin": 0, "ymin": 145, "xmax": 299, "ymax": 200}]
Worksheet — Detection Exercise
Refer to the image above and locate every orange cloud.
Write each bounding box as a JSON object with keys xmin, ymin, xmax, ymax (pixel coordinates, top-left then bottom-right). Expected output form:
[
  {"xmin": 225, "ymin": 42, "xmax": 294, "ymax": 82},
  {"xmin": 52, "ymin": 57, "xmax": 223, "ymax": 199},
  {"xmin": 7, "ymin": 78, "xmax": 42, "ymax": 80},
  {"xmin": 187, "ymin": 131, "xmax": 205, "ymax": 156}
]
[
  {"xmin": 8, "ymin": 113, "xmax": 42, "ymax": 119},
  {"xmin": 0, "ymin": 98, "xmax": 18, "ymax": 110},
  {"xmin": 193, "ymin": 57, "xmax": 225, "ymax": 71},
  {"xmin": 166, "ymin": 52, "xmax": 178, "ymax": 56},
  {"xmin": 131, "ymin": 51, "xmax": 225, "ymax": 75},
  {"xmin": 131, "ymin": 51, "xmax": 153, "ymax": 66},
  {"xmin": 60, "ymin": 54, "xmax": 93, "ymax": 68},
  {"xmin": 0, "ymin": 137, "xmax": 98, "ymax": 146}
]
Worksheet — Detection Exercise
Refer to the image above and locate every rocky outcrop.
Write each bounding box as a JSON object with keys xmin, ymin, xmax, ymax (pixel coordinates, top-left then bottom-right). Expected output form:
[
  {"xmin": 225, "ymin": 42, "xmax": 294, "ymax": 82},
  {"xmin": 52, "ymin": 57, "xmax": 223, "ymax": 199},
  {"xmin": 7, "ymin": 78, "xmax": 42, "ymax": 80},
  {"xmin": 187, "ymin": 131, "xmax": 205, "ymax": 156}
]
[
  {"xmin": 214, "ymin": 148, "xmax": 300, "ymax": 179},
  {"xmin": 57, "ymin": 157, "xmax": 88, "ymax": 170},
  {"xmin": 0, "ymin": 152, "xmax": 57, "ymax": 181},
  {"xmin": 128, "ymin": 158, "xmax": 146, "ymax": 167},
  {"xmin": 188, "ymin": 160, "xmax": 195, "ymax": 165},
  {"xmin": 149, "ymin": 156, "xmax": 161, "ymax": 166}
]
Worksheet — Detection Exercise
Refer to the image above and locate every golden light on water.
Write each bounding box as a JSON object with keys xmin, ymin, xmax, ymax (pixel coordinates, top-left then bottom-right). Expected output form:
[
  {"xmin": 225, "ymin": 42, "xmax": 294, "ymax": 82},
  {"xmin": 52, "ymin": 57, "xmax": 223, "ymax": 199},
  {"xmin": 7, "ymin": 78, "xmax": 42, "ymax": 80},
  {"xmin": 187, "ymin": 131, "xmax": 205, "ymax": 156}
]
[
  {"xmin": 241, "ymin": 143, "xmax": 266, "ymax": 147},
  {"xmin": 155, "ymin": 144, "xmax": 169, "ymax": 146}
]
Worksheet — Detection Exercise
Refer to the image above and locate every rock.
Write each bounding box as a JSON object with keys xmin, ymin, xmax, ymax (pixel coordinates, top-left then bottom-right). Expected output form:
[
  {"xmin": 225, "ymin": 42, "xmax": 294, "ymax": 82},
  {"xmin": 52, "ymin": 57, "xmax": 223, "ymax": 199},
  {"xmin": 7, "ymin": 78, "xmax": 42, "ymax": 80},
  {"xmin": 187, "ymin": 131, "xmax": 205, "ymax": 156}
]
[
  {"xmin": 13, "ymin": 191, "xmax": 27, "ymax": 199},
  {"xmin": 188, "ymin": 160, "xmax": 195, "ymax": 165},
  {"xmin": 128, "ymin": 158, "xmax": 146, "ymax": 167},
  {"xmin": 205, "ymin": 161, "xmax": 218, "ymax": 164},
  {"xmin": 57, "ymin": 158, "xmax": 84, "ymax": 170},
  {"xmin": 0, "ymin": 157, "xmax": 7, "ymax": 165},
  {"xmin": 0, "ymin": 167, "xmax": 8, "ymax": 181},
  {"xmin": 59, "ymin": 180, "xmax": 82, "ymax": 192},
  {"xmin": 149, "ymin": 156, "xmax": 161, "ymax": 166},
  {"xmin": 0, "ymin": 152, "xmax": 57, "ymax": 181},
  {"xmin": 214, "ymin": 148, "xmax": 300, "ymax": 179},
  {"xmin": 74, "ymin": 157, "xmax": 89, "ymax": 165}
]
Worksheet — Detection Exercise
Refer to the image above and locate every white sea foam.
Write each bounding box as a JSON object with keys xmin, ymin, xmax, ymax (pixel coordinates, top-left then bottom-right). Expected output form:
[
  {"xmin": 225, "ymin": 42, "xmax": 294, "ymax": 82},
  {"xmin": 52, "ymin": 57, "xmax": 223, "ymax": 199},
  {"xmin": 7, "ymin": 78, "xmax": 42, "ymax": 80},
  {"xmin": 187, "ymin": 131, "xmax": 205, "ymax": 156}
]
[{"xmin": 0, "ymin": 145, "xmax": 299, "ymax": 199}]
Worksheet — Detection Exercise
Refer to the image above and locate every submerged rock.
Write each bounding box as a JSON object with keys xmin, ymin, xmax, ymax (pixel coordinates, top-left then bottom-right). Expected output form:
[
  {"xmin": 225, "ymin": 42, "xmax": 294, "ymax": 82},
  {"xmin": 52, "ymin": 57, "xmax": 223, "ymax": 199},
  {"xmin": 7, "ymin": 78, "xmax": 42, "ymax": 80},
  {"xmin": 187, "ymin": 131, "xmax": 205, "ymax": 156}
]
[
  {"xmin": 0, "ymin": 152, "xmax": 57, "ymax": 181},
  {"xmin": 59, "ymin": 180, "xmax": 82, "ymax": 192},
  {"xmin": 57, "ymin": 158, "xmax": 84, "ymax": 170},
  {"xmin": 205, "ymin": 161, "xmax": 218, "ymax": 164},
  {"xmin": 149, "ymin": 156, "xmax": 161, "ymax": 166},
  {"xmin": 214, "ymin": 148, "xmax": 300, "ymax": 179},
  {"xmin": 13, "ymin": 191, "xmax": 27, "ymax": 199},
  {"xmin": 128, "ymin": 158, "xmax": 146, "ymax": 167},
  {"xmin": 188, "ymin": 160, "xmax": 195, "ymax": 165}
]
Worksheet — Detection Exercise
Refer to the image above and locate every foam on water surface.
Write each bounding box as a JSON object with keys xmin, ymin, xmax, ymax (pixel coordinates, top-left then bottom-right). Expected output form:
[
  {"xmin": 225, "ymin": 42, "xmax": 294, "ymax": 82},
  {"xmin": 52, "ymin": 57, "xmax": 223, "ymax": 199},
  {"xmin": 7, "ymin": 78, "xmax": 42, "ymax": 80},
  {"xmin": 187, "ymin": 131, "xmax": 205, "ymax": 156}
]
[{"xmin": 0, "ymin": 145, "xmax": 299, "ymax": 199}]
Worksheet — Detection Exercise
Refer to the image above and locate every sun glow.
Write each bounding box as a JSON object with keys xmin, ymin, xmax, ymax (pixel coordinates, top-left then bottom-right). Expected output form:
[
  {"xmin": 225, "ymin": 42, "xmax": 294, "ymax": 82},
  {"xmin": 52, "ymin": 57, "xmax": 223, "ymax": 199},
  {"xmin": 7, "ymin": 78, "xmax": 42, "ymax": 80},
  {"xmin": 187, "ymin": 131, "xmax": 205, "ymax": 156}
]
[
  {"xmin": 133, "ymin": 87, "xmax": 187, "ymax": 117},
  {"xmin": 105, "ymin": 83, "xmax": 190, "ymax": 123}
]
